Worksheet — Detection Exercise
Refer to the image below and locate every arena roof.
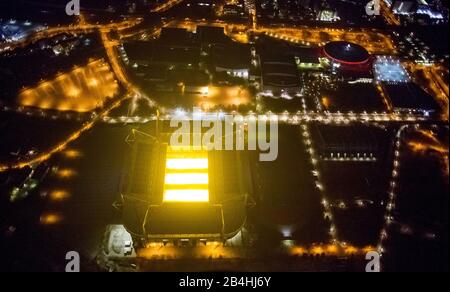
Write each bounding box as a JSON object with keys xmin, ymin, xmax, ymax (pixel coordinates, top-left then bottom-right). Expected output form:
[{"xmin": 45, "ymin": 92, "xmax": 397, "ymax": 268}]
[{"xmin": 323, "ymin": 41, "xmax": 370, "ymax": 65}]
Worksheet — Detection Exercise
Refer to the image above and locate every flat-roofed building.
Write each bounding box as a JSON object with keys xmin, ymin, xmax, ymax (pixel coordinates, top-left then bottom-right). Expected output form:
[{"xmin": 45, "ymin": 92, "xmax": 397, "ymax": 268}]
[
  {"xmin": 310, "ymin": 125, "xmax": 382, "ymax": 162},
  {"xmin": 212, "ymin": 43, "xmax": 251, "ymax": 79},
  {"xmin": 383, "ymin": 82, "xmax": 440, "ymax": 115},
  {"xmin": 260, "ymin": 54, "xmax": 301, "ymax": 99}
]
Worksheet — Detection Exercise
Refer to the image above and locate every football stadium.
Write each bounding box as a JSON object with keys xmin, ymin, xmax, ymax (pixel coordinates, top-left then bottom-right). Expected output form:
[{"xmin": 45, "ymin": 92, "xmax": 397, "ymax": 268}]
[{"xmin": 120, "ymin": 130, "xmax": 250, "ymax": 246}]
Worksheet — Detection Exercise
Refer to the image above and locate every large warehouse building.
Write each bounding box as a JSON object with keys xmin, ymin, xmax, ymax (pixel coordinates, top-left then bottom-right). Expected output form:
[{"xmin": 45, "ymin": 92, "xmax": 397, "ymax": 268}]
[{"xmin": 120, "ymin": 130, "xmax": 250, "ymax": 246}]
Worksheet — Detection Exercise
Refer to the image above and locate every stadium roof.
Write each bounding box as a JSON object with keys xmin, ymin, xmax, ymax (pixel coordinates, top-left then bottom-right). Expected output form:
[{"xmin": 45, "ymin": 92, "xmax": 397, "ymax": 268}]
[
  {"xmin": 122, "ymin": 133, "xmax": 249, "ymax": 241},
  {"xmin": 323, "ymin": 41, "xmax": 370, "ymax": 65}
]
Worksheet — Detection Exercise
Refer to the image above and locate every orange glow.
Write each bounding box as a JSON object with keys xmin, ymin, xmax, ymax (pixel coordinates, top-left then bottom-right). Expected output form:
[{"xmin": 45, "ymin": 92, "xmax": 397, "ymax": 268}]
[
  {"xmin": 151, "ymin": 0, "xmax": 184, "ymax": 12},
  {"xmin": 195, "ymin": 86, "xmax": 252, "ymax": 109},
  {"xmin": 68, "ymin": 88, "xmax": 80, "ymax": 97},
  {"xmin": 49, "ymin": 190, "xmax": 70, "ymax": 201},
  {"xmin": 64, "ymin": 149, "xmax": 82, "ymax": 159},
  {"xmin": 322, "ymin": 97, "xmax": 331, "ymax": 109},
  {"xmin": 40, "ymin": 213, "xmax": 63, "ymax": 225},
  {"xmin": 380, "ymin": 0, "xmax": 401, "ymax": 25},
  {"xmin": 17, "ymin": 59, "xmax": 119, "ymax": 113},
  {"xmin": 291, "ymin": 246, "xmax": 307, "ymax": 255},
  {"xmin": 89, "ymin": 78, "xmax": 99, "ymax": 87},
  {"xmin": 408, "ymin": 141, "xmax": 448, "ymax": 154},
  {"xmin": 57, "ymin": 168, "xmax": 77, "ymax": 179},
  {"xmin": 345, "ymin": 246, "xmax": 358, "ymax": 254},
  {"xmin": 326, "ymin": 244, "xmax": 339, "ymax": 254},
  {"xmin": 311, "ymin": 246, "xmax": 324, "ymax": 255},
  {"xmin": 363, "ymin": 246, "xmax": 376, "ymax": 254}
]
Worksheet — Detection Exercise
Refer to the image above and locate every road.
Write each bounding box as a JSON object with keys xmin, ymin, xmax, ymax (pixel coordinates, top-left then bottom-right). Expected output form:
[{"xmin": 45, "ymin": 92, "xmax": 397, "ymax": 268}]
[
  {"xmin": 151, "ymin": 0, "xmax": 185, "ymax": 13},
  {"xmin": 0, "ymin": 94, "xmax": 132, "ymax": 172},
  {"xmin": 0, "ymin": 19, "xmax": 142, "ymax": 54},
  {"xmin": 0, "ymin": 18, "xmax": 148, "ymax": 172},
  {"xmin": 406, "ymin": 63, "xmax": 449, "ymax": 121},
  {"xmin": 101, "ymin": 111, "xmax": 436, "ymax": 125},
  {"xmin": 380, "ymin": 0, "xmax": 401, "ymax": 26}
]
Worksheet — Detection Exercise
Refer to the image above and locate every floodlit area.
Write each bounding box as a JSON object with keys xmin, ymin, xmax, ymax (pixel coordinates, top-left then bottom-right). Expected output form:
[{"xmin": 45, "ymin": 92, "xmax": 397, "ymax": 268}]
[
  {"xmin": 195, "ymin": 86, "xmax": 253, "ymax": 110},
  {"xmin": 17, "ymin": 59, "xmax": 119, "ymax": 112},
  {"xmin": 163, "ymin": 147, "xmax": 210, "ymax": 203},
  {"xmin": 374, "ymin": 56, "xmax": 411, "ymax": 83}
]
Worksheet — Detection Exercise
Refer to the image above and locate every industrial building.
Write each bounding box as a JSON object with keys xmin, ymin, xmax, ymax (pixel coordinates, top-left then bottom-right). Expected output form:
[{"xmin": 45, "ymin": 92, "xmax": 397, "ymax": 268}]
[
  {"xmin": 383, "ymin": 82, "xmax": 440, "ymax": 115},
  {"xmin": 310, "ymin": 125, "xmax": 382, "ymax": 161},
  {"xmin": 212, "ymin": 43, "xmax": 251, "ymax": 79},
  {"xmin": 321, "ymin": 82, "xmax": 387, "ymax": 113},
  {"xmin": 122, "ymin": 25, "xmax": 251, "ymax": 92},
  {"xmin": 123, "ymin": 27, "xmax": 201, "ymax": 67}
]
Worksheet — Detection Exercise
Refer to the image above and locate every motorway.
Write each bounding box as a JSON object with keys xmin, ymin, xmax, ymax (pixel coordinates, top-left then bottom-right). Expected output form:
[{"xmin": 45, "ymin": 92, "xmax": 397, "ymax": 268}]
[
  {"xmin": 380, "ymin": 0, "xmax": 401, "ymax": 26},
  {"xmin": 151, "ymin": 0, "xmax": 185, "ymax": 13}
]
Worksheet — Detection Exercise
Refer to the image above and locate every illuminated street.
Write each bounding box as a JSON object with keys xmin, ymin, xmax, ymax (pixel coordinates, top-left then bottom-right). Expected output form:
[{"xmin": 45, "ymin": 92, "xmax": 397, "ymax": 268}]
[{"xmin": 0, "ymin": 0, "xmax": 448, "ymax": 274}]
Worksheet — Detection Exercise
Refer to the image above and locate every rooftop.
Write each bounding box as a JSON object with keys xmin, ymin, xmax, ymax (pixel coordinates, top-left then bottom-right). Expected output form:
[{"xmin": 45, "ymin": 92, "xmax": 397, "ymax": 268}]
[
  {"xmin": 323, "ymin": 41, "xmax": 370, "ymax": 64},
  {"xmin": 384, "ymin": 82, "xmax": 440, "ymax": 112},
  {"xmin": 122, "ymin": 133, "xmax": 248, "ymax": 240}
]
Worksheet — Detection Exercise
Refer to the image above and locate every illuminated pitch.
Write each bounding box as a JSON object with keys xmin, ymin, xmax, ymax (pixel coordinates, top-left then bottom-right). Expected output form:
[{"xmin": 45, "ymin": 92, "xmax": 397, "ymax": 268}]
[
  {"xmin": 163, "ymin": 189, "xmax": 209, "ymax": 202},
  {"xmin": 165, "ymin": 173, "xmax": 209, "ymax": 185},
  {"xmin": 166, "ymin": 158, "xmax": 208, "ymax": 170},
  {"xmin": 163, "ymin": 148, "xmax": 209, "ymax": 203}
]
